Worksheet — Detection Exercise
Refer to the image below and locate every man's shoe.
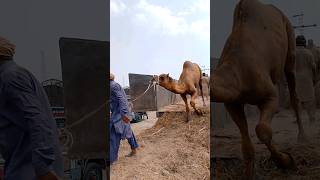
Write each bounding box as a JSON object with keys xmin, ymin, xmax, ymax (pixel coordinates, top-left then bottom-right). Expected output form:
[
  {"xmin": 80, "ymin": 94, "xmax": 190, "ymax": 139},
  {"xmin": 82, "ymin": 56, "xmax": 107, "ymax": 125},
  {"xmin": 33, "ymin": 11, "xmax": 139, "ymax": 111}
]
[{"xmin": 125, "ymin": 148, "xmax": 137, "ymax": 157}]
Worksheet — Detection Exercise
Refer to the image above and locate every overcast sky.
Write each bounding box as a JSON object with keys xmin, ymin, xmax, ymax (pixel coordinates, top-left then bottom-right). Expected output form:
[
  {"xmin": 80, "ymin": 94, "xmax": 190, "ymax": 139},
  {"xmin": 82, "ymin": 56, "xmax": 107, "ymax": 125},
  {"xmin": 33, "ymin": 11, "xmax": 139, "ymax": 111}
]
[
  {"xmin": 110, "ymin": 0, "xmax": 210, "ymax": 87},
  {"xmin": 212, "ymin": 0, "xmax": 320, "ymax": 58},
  {"xmin": 0, "ymin": 0, "xmax": 109, "ymax": 82}
]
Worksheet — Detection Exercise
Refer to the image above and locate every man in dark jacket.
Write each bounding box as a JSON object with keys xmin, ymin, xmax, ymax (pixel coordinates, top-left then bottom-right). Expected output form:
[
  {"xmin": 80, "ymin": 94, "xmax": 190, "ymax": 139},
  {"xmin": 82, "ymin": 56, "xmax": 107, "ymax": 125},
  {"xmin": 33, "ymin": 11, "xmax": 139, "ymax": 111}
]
[{"xmin": 0, "ymin": 37, "xmax": 63, "ymax": 180}]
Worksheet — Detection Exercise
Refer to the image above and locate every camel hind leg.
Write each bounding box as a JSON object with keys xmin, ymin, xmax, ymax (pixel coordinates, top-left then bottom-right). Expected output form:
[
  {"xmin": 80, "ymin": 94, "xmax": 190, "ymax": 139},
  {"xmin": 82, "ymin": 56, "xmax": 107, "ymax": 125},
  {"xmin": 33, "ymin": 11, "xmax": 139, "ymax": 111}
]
[
  {"xmin": 181, "ymin": 94, "xmax": 191, "ymax": 122},
  {"xmin": 284, "ymin": 20, "xmax": 307, "ymax": 142},
  {"xmin": 256, "ymin": 92, "xmax": 296, "ymax": 170},
  {"xmin": 190, "ymin": 91, "xmax": 203, "ymax": 116}
]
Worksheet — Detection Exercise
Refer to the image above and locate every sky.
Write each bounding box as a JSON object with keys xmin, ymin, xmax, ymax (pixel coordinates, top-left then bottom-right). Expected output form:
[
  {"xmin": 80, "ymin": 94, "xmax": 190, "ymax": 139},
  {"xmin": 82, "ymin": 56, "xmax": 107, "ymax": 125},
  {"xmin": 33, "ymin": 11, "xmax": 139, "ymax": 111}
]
[
  {"xmin": 110, "ymin": 0, "xmax": 210, "ymax": 87},
  {"xmin": 0, "ymin": 0, "xmax": 109, "ymax": 82},
  {"xmin": 212, "ymin": 0, "xmax": 320, "ymax": 58}
]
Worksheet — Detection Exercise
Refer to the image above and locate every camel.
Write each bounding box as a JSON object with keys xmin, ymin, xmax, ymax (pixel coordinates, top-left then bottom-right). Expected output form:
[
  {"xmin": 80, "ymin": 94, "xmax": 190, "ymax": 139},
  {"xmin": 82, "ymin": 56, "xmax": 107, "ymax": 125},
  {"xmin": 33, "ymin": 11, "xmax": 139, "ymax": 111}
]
[
  {"xmin": 200, "ymin": 74, "xmax": 210, "ymax": 101},
  {"xmin": 211, "ymin": 0, "xmax": 305, "ymax": 179},
  {"xmin": 152, "ymin": 60, "xmax": 205, "ymax": 122}
]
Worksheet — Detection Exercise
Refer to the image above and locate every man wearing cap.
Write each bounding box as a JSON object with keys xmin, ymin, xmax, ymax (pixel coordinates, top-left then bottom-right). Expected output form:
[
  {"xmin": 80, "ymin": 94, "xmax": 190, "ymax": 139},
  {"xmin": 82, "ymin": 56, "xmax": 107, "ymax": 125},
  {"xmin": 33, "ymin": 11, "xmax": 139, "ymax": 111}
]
[
  {"xmin": 109, "ymin": 73, "xmax": 139, "ymax": 164},
  {"xmin": 296, "ymin": 35, "xmax": 317, "ymax": 124},
  {"xmin": 0, "ymin": 37, "xmax": 63, "ymax": 180}
]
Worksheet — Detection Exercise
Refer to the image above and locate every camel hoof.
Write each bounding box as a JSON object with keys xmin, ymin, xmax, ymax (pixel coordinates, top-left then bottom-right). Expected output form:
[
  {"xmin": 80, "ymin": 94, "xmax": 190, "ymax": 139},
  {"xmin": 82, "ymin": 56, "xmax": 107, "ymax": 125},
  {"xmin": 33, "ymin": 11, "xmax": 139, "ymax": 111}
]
[
  {"xmin": 195, "ymin": 110, "xmax": 203, "ymax": 116},
  {"xmin": 273, "ymin": 152, "xmax": 296, "ymax": 170},
  {"xmin": 242, "ymin": 161, "xmax": 255, "ymax": 180}
]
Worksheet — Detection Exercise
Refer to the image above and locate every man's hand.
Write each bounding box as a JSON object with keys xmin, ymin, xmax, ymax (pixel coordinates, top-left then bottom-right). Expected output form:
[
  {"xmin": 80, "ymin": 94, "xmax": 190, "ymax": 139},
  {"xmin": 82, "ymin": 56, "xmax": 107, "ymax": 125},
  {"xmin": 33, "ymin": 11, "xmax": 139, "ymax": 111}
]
[
  {"xmin": 122, "ymin": 115, "xmax": 130, "ymax": 123},
  {"xmin": 38, "ymin": 171, "xmax": 59, "ymax": 180}
]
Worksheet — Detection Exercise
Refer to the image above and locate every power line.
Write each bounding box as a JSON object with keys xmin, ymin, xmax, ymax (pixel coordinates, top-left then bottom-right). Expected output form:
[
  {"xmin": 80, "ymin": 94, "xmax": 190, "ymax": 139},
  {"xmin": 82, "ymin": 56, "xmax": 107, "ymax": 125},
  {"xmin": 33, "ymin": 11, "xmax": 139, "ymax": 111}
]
[{"xmin": 292, "ymin": 12, "xmax": 317, "ymax": 35}]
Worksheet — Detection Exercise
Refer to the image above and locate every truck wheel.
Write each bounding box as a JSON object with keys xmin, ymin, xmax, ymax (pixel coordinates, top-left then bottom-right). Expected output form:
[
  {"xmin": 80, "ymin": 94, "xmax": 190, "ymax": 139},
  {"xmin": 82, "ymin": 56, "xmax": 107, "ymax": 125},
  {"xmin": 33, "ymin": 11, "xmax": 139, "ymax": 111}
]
[{"xmin": 83, "ymin": 163, "xmax": 103, "ymax": 180}]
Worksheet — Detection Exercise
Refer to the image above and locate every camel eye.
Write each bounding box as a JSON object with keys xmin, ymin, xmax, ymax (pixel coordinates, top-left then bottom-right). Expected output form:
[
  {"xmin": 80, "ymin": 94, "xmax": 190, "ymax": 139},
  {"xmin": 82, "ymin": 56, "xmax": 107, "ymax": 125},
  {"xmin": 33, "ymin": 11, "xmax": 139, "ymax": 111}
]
[{"xmin": 160, "ymin": 77, "xmax": 164, "ymax": 80}]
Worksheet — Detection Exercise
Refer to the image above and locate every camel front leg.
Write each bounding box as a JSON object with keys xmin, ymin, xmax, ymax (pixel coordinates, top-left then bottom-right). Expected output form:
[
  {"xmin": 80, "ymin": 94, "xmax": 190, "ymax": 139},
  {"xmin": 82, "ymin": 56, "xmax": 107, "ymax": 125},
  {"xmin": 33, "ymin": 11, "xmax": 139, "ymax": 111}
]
[
  {"xmin": 225, "ymin": 103, "xmax": 255, "ymax": 180},
  {"xmin": 190, "ymin": 92, "xmax": 202, "ymax": 116},
  {"xmin": 181, "ymin": 94, "xmax": 191, "ymax": 122}
]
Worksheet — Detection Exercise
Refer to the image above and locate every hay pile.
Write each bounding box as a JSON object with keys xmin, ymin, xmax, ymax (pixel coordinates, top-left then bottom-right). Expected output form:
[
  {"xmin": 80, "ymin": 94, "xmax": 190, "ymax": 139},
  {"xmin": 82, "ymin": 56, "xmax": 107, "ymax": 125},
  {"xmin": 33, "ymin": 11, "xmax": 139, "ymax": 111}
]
[
  {"xmin": 111, "ymin": 107, "xmax": 210, "ymax": 180},
  {"xmin": 212, "ymin": 110, "xmax": 320, "ymax": 180},
  {"xmin": 213, "ymin": 143, "xmax": 320, "ymax": 180}
]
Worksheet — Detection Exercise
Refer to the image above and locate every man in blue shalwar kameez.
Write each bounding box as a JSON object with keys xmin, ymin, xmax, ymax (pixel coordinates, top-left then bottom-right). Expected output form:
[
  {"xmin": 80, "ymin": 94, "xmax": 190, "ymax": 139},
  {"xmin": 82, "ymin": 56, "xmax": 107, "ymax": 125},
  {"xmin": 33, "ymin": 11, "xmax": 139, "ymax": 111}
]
[
  {"xmin": 0, "ymin": 37, "xmax": 64, "ymax": 179},
  {"xmin": 109, "ymin": 73, "xmax": 139, "ymax": 164}
]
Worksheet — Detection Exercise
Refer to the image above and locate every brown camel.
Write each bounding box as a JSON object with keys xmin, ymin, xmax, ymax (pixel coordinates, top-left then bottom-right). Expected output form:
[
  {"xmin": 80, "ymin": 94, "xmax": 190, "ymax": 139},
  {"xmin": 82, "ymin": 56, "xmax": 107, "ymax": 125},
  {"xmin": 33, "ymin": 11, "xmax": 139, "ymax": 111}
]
[
  {"xmin": 153, "ymin": 60, "xmax": 205, "ymax": 122},
  {"xmin": 200, "ymin": 75, "xmax": 210, "ymax": 101},
  {"xmin": 211, "ymin": 0, "xmax": 305, "ymax": 179}
]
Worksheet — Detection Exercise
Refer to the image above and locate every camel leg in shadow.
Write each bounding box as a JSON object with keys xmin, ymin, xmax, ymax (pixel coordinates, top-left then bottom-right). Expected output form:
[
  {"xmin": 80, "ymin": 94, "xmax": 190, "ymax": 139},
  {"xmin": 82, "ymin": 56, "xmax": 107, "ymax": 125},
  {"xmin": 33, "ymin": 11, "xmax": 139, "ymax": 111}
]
[
  {"xmin": 225, "ymin": 103, "xmax": 255, "ymax": 180},
  {"xmin": 256, "ymin": 92, "xmax": 296, "ymax": 170}
]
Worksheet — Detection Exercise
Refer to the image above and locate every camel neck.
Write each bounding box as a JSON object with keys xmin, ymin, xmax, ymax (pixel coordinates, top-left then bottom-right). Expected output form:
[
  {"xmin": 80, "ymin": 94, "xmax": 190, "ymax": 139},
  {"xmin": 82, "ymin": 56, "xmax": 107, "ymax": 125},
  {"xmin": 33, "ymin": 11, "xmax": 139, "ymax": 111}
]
[{"xmin": 167, "ymin": 81, "xmax": 186, "ymax": 94}]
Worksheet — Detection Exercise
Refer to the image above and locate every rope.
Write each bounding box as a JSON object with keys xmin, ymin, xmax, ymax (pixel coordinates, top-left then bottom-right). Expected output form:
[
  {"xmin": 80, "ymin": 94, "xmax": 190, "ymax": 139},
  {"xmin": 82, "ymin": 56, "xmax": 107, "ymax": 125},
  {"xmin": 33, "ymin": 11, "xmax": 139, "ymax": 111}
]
[
  {"xmin": 60, "ymin": 80, "xmax": 156, "ymax": 149},
  {"xmin": 131, "ymin": 81, "xmax": 156, "ymax": 102},
  {"xmin": 68, "ymin": 102, "xmax": 107, "ymax": 128},
  {"xmin": 59, "ymin": 102, "xmax": 107, "ymax": 149}
]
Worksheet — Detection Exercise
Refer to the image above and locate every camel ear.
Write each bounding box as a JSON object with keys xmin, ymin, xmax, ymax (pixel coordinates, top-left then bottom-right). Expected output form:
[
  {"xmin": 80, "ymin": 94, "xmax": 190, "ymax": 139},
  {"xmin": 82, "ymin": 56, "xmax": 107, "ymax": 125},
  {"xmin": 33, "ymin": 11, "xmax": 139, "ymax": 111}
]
[{"xmin": 166, "ymin": 73, "xmax": 169, "ymax": 77}]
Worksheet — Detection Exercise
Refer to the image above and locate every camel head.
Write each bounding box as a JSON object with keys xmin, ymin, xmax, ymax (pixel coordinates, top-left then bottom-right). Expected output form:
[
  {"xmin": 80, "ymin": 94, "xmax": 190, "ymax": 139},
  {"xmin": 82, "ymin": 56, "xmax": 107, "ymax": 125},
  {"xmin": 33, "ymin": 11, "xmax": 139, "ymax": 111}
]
[
  {"xmin": 150, "ymin": 74, "xmax": 172, "ymax": 87},
  {"xmin": 158, "ymin": 73, "xmax": 172, "ymax": 87}
]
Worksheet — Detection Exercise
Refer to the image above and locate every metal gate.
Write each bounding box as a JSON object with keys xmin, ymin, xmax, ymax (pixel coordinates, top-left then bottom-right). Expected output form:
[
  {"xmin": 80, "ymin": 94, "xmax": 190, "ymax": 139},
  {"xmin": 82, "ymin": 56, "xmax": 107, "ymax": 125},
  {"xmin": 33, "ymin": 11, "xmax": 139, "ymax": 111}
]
[{"xmin": 129, "ymin": 73, "xmax": 178, "ymax": 112}]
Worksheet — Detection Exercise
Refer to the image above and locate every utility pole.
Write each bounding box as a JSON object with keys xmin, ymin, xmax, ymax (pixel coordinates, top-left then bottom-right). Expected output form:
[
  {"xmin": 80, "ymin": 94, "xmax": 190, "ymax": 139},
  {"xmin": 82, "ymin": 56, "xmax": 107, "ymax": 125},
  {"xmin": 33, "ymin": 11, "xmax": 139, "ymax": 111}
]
[
  {"xmin": 201, "ymin": 65, "xmax": 210, "ymax": 76},
  {"xmin": 292, "ymin": 12, "xmax": 317, "ymax": 35},
  {"xmin": 40, "ymin": 50, "xmax": 47, "ymax": 82}
]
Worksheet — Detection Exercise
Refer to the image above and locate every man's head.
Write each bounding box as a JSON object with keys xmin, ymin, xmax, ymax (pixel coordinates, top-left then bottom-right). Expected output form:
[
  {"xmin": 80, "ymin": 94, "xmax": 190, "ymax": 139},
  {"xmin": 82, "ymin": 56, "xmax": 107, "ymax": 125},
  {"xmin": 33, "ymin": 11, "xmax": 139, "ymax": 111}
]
[
  {"xmin": 110, "ymin": 73, "xmax": 115, "ymax": 81},
  {"xmin": 0, "ymin": 37, "xmax": 15, "ymax": 61},
  {"xmin": 296, "ymin": 35, "xmax": 306, "ymax": 47}
]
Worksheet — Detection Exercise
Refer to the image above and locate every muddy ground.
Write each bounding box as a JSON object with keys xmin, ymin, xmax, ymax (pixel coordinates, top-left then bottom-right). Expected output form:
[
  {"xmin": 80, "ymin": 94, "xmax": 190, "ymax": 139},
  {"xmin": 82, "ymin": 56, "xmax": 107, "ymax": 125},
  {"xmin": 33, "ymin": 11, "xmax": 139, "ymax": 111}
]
[
  {"xmin": 212, "ymin": 109, "xmax": 320, "ymax": 180},
  {"xmin": 111, "ymin": 99, "xmax": 210, "ymax": 180}
]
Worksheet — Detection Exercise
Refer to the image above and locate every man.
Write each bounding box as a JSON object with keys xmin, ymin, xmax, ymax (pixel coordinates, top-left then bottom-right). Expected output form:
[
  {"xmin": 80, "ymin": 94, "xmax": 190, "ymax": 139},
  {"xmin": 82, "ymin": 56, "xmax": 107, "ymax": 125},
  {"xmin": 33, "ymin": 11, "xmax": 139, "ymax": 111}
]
[
  {"xmin": 0, "ymin": 37, "xmax": 63, "ymax": 179},
  {"xmin": 201, "ymin": 73, "xmax": 210, "ymax": 101},
  {"xmin": 296, "ymin": 35, "xmax": 317, "ymax": 124},
  {"xmin": 109, "ymin": 73, "xmax": 138, "ymax": 164},
  {"xmin": 307, "ymin": 39, "xmax": 320, "ymax": 82}
]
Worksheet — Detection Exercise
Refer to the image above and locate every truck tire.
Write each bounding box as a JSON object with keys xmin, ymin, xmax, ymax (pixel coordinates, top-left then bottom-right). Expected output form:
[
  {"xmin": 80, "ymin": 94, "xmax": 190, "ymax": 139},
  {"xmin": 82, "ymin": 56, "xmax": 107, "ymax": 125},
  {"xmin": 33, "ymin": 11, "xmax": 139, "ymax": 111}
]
[{"xmin": 83, "ymin": 162, "xmax": 103, "ymax": 180}]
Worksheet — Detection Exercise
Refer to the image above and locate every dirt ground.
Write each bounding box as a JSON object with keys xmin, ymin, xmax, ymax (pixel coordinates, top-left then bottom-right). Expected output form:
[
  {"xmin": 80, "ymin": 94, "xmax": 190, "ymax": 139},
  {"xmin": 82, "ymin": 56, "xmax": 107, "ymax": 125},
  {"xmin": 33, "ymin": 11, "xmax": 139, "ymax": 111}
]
[
  {"xmin": 212, "ymin": 109, "xmax": 320, "ymax": 180},
  {"xmin": 111, "ymin": 98, "xmax": 210, "ymax": 180}
]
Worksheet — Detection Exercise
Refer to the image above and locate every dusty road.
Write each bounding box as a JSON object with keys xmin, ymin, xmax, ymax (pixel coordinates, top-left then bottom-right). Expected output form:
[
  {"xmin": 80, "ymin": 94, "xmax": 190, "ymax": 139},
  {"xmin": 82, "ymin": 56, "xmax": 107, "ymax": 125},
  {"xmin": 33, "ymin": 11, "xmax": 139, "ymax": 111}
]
[
  {"xmin": 212, "ymin": 109, "xmax": 320, "ymax": 180},
  {"xmin": 111, "ymin": 99, "xmax": 210, "ymax": 180}
]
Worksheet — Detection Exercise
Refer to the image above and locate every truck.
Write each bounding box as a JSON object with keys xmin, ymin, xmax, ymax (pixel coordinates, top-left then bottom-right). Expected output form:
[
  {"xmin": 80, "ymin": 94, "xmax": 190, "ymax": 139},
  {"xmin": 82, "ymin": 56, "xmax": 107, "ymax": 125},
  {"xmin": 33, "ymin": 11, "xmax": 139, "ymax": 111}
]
[{"xmin": 59, "ymin": 37, "xmax": 109, "ymax": 180}]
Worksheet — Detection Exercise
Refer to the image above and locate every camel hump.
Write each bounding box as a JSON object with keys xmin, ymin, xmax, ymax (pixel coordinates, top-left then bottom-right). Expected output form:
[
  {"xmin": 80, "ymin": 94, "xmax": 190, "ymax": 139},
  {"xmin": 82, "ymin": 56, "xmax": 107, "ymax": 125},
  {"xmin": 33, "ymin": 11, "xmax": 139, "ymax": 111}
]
[{"xmin": 183, "ymin": 60, "xmax": 194, "ymax": 69}]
